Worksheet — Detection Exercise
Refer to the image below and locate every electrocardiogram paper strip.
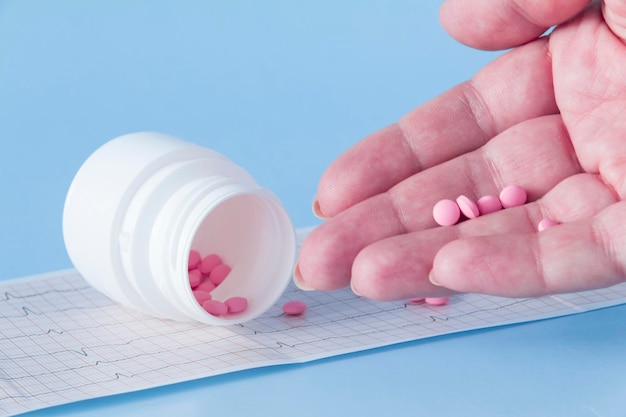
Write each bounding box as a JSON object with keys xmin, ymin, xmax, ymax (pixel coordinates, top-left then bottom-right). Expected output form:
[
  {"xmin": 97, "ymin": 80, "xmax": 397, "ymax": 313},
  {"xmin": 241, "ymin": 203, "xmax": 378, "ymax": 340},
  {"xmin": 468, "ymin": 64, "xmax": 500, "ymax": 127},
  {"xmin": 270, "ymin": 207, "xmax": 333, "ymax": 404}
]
[{"xmin": 1, "ymin": 229, "xmax": 626, "ymax": 416}]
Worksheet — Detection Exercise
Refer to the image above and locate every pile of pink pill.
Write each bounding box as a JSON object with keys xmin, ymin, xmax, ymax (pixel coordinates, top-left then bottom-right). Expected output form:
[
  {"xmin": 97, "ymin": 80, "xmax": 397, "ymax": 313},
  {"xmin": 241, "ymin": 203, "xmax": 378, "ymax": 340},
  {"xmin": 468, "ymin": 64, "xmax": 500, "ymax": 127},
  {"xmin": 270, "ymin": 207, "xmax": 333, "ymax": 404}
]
[
  {"xmin": 188, "ymin": 250, "xmax": 308, "ymax": 318},
  {"xmin": 432, "ymin": 184, "xmax": 527, "ymax": 226},
  {"xmin": 432, "ymin": 184, "xmax": 558, "ymax": 231},
  {"xmin": 188, "ymin": 250, "xmax": 250, "ymax": 317}
]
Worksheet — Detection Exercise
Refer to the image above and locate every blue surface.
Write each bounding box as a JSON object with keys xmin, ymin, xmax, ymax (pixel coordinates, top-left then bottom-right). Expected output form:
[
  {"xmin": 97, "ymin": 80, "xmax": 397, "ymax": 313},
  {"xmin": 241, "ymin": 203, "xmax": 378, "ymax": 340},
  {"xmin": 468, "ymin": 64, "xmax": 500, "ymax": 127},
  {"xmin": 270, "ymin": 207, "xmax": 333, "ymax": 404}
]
[{"xmin": 1, "ymin": 1, "xmax": 625, "ymax": 416}]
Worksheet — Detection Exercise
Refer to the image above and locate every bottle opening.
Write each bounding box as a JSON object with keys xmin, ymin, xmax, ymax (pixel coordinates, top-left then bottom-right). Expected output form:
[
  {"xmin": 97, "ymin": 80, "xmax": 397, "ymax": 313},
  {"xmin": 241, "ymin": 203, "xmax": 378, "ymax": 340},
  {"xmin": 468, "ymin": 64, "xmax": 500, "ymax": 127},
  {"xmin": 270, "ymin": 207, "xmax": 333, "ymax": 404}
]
[{"xmin": 184, "ymin": 191, "xmax": 296, "ymax": 323}]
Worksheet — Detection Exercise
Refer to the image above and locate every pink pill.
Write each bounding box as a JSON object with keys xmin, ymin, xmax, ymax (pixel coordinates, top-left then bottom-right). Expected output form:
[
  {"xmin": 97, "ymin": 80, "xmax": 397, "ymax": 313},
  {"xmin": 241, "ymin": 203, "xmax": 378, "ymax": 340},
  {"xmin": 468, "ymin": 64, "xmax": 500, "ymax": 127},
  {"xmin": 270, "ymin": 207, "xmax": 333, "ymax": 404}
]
[
  {"xmin": 282, "ymin": 300, "xmax": 307, "ymax": 315},
  {"xmin": 425, "ymin": 296, "xmax": 450, "ymax": 306},
  {"xmin": 193, "ymin": 290, "xmax": 212, "ymax": 305},
  {"xmin": 476, "ymin": 195, "xmax": 502, "ymax": 215},
  {"xmin": 499, "ymin": 185, "xmax": 527, "ymax": 208},
  {"xmin": 202, "ymin": 299, "xmax": 228, "ymax": 316},
  {"xmin": 407, "ymin": 298, "xmax": 425, "ymax": 304},
  {"xmin": 433, "ymin": 199, "xmax": 461, "ymax": 226},
  {"xmin": 188, "ymin": 250, "xmax": 202, "ymax": 270},
  {"xmin": 199, "ymin": 254, "xmax": 222, "ymax": 275},
  {"xmin": 188, "ymin": 269, "xmax": 203, "ymax": 288},
  {"xmin": 196, "ymin": 278, "xmax": 217, "ymax": 292},
  {"xmin": 225, "ymin": 296, "xmax": 248, "ymax": 314},
  {"xmin": 538, "ymin": 218, "xmax": 559, "ymax": 231},
  {"xmin": 456, "ymin": 195, "xmax": 479, "ymax": 219},
  {"xmin": 209, "ymin": 264, "xmax": 231, "ymax": 286}
]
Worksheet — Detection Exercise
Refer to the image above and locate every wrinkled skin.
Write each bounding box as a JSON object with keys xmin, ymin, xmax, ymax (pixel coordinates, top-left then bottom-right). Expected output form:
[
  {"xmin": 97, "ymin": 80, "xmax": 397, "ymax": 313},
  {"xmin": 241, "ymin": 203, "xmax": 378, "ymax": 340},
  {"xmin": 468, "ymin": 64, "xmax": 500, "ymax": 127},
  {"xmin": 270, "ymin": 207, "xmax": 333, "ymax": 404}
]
[{"xmin": 296, "ymin": 0, "xmax": 626, "ymax": 300}]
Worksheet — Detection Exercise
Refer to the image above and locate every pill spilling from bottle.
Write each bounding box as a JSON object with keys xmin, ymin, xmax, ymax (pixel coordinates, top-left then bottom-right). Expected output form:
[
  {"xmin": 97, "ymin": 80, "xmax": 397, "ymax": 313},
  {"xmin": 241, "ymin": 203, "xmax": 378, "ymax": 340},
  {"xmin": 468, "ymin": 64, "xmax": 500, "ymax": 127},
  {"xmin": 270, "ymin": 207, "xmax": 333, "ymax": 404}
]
[
  {"xmin": 407, "ymin": 297, "xmax": 450, "ymax": 306},
  {"xmin": 282, "ymin": 300, "xmax": 307, "ymax": 315},
  {"xmin": 188, "ymin": 251, "xmax": 249, "ymax": 317}
]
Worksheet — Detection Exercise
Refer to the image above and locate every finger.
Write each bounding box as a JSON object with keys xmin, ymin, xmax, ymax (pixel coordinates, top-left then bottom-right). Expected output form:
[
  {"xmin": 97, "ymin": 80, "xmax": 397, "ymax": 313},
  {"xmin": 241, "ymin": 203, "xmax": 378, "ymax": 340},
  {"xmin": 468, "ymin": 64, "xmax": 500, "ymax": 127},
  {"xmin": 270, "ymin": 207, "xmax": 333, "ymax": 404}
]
[
  {"xmin": 550, "ymin": 2, "xmax": 626, "ymax": 190},
  {"xmin": 603, "ymin": 0, "xmax": 626, "ymax": 43},
  {"xmin": 440, "ymin": 0, "xmax": 591, "ymax": 50},
  {"xmin": 315, "ymin": 38, "xmax": 557, "ymax": 218},
  {"xmin": 350, "ymin": 227, "xmax": 461, "ymax": 301},
  {"xmin": 298, "ymin": 114, "xmax": 579, "ymax": 291},
  {"xmin": 353, "ymin": 172, "xmax": 619, "ymax": 300},
  {"xmin": 430, "ymin": 186, "xmax": 624, "ymax": 298}
]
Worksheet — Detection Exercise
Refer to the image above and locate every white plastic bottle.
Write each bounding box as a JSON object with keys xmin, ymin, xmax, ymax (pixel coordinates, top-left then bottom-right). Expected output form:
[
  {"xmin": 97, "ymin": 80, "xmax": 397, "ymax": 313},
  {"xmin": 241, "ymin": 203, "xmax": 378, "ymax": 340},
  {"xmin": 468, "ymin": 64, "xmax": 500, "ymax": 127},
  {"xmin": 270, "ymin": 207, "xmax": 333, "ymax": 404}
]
[{"xmin": 63, "ymin": 132, "xmax": 296, "ymax": 325}]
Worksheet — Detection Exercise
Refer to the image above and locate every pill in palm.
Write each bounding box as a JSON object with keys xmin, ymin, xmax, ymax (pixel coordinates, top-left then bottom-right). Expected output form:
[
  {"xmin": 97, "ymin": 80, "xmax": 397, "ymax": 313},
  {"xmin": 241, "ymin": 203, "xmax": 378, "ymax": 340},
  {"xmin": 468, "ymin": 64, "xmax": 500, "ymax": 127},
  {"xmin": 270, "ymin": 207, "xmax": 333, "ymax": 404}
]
[
  {"xmin": 433, "ymin": 199, "xmax": 461, "ymax": 226},
  {"xmin": 499, "ymin": 185, "xmax": 527, "ymax": 208},
  {"xmin": 456, "ymin": 195, "xmax": 479, "ymax": 219},
  {"xmin": 202, "ymin": 299, "xmax": 229, "ymax": 316},
  {"xmin": 225, "ymin": 296, "xmax": 248, "ymax": 314},
  {"xmin": 538, "ymin": 218, "xmax": 559, "ymax": 231},
  {"xmin": 199, "ymin": 254, "xmax": 222, "ymax": 275},
  {"xmin": 188, "ymin": 250, "xmax": 202, "ymax": 270},
  {"xmin": 209, "ymin": 264, "xmax": 232, "ymax": 286},
  {"xmin": 282, "ymin": 300, "xmax": 307, "ymax": 315},
  {"xmin": 476, "ymin": 195, "xmax": 502, "ymax": 215},
  {"xmin": 425, "ymin": 296, "xmax": 450, "ymax": 306}
]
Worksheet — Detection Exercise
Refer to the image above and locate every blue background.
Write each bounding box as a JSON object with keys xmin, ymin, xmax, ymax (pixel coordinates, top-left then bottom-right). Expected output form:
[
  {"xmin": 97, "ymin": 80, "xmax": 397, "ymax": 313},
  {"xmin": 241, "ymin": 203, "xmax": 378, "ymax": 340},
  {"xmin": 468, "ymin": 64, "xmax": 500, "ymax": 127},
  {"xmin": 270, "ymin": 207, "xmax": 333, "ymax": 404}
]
[{"xmin": 1, "ymin": 1, "xmax": 625, "ymax": 416}]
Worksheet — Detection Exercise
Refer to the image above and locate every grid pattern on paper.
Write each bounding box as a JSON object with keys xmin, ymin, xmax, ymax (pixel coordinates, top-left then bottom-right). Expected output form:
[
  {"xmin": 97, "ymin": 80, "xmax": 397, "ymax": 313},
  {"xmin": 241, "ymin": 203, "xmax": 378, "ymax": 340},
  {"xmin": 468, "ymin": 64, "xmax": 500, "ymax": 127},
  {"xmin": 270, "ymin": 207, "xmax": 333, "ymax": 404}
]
[{"xmin": 1, "ymin": 271, "xmax": 625, "ymax": 417}]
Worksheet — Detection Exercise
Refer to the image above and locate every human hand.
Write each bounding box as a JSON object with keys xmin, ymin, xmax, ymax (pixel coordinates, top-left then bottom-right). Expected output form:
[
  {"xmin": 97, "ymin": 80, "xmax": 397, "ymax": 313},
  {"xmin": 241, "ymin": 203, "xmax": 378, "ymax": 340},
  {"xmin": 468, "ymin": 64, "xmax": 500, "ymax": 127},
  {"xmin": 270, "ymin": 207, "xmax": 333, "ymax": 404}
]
[{"xmin": 295, "ymin": 0, "xmax": 626, "ymax": 300}]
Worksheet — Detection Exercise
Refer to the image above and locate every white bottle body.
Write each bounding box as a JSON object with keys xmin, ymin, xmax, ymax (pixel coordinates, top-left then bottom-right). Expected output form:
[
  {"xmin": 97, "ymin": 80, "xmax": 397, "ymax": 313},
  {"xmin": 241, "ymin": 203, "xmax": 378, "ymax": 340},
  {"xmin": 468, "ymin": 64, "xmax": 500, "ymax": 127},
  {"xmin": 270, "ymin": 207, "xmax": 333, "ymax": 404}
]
[{"xmin": 63, "ymin": 132, "xmax": 296, "ymax": 325}]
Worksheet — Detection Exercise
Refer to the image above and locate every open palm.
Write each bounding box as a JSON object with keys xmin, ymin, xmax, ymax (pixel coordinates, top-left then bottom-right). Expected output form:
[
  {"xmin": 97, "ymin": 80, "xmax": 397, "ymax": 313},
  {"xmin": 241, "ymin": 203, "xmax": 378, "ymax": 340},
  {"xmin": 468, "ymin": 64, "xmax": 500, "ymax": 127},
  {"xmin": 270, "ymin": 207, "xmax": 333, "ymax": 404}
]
[{"xmin": 296, "ymin": 0, "xmax": 626, "ymax": 300}]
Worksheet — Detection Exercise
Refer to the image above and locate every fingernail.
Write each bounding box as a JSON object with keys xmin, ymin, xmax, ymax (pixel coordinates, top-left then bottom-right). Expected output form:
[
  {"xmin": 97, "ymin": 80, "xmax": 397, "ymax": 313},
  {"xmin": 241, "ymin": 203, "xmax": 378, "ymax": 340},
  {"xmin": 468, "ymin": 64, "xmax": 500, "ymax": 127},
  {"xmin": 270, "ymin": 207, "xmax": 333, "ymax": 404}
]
[
  {"xmin": 293, "ymin": 263, "xmax": 315, "ymax": 291},
  {"xmin": 312, "ymin": 198, "xmax": 328, "ymax": 219},
  {"xmin": 350, "ymin": 281, "xmax": 362, "ymax": 297},
  {"xmin": 428, "ymin": 270, "xmax": 441, "ymax": 286}
]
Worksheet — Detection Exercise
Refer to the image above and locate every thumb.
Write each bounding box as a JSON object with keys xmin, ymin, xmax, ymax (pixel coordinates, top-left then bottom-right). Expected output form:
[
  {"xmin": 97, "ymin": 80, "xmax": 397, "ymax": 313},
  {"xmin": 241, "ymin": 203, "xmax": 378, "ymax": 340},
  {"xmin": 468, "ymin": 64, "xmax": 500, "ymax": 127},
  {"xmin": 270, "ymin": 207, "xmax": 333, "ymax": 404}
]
[
  {"xmin": 603, "ymin": 0, "xmax": 626, "ymax": 42},
  {"xmin": 440, "ymin": 0, "xmax": 590, "ymax": 50}
]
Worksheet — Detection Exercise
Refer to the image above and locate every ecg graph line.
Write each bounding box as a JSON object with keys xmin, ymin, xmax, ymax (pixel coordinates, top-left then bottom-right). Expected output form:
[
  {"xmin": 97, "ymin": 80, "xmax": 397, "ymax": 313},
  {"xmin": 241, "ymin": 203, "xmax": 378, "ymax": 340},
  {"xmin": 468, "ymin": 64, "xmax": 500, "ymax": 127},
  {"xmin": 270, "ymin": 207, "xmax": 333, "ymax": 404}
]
[
  {"xmin": 1, "ymin": 269, "xmax": 626, "ymax": 416},
  {"xmin": 0, "ymin": 282, "xmax": 458, "ymax": 341}
]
